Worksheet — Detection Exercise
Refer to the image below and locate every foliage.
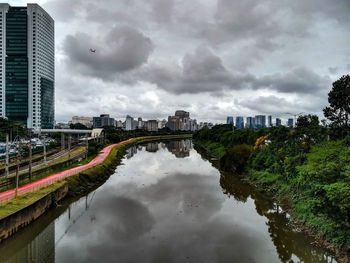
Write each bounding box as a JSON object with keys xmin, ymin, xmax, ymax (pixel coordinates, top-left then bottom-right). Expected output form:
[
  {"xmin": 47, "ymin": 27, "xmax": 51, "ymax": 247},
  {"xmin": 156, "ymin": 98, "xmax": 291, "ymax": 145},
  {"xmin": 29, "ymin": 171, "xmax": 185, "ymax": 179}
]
[
  {"xmin": 69, "ymin": 123, "xmax": 89, "ymax": 130},
  {"xmin": 0, "ymin": 118, "xmax": 28, "ymax": 141},
  {"xmin": 220, "ymin": 144, "xmax": 253, "ymax": 173},
  {"xmin": 323, "ymin": 74, "xmax": 350, "ymax": 139}
]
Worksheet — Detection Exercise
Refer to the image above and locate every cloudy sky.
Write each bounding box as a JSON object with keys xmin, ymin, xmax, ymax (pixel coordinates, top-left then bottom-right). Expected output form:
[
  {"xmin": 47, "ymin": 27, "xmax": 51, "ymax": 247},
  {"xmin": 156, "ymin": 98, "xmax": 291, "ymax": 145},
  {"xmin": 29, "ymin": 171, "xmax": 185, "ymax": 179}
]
[{"xmin": 9, "ymin": 0, "xmax": 350, "ymax": 123}]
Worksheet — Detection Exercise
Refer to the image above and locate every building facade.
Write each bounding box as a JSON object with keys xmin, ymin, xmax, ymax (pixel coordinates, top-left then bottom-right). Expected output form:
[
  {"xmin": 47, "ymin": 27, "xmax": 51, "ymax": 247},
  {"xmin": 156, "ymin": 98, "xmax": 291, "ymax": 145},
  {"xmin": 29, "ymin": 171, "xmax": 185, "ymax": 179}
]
[
  {"xmin": 235, "ymin": 116, "xmax": 244, "ymax": 129},
  {"xmin": 125, "ymin": 115, "xmax": 134, "ymax": 130},
  {"xmin": 268, "ymin": 115, "xmax": 272, "ymax": 127},
  {"xmin": 287, "ymin": 118, "xmax": 294, "ymax": 128},
  {"xmin": 71, "ymin": 116, "xmax": 93, "ymax": 128},
  {"xmin": 246, "ymin": 117, "xmax": 255, "ymax": 129},
  {"xmin": 146, "ymin": 120, "xmax": 158, "ymax": 132},
  {"xmin": 0, "ymin": 4, "xmax": 54, "ymax": 129},
  {"xmin": 276, "ymin": 118, "xmax": 281, "ymax": 126},
  {"xmin": 255, "ymin": 115, "xmax": 266, "ymax": 129},
  {"xmin": 93, "ymin": 114, "xmax": 115, "ymax": 128},
  {"xmin": 226, "ymin": 116, "xmax": 233, "ymax": 125}
]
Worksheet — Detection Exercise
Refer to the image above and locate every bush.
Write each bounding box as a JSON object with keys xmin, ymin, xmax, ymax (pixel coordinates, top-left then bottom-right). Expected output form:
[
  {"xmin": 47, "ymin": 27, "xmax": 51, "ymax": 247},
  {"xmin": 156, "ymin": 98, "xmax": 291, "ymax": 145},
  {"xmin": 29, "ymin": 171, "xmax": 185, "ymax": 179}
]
[{"xmin": 220, "ymin": 144, "xmax": 252, "ymax": 173}]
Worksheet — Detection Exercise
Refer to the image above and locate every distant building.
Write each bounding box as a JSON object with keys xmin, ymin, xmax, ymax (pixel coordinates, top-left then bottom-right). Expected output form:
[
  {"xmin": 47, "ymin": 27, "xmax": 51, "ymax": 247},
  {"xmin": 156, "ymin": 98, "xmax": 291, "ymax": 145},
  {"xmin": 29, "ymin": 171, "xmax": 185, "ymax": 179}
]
[
  {"xmin": 125, "ymin": 115, "xmax": 134, "ymax": 131},
  {"xmin": 268, "ymin": 115, "xmax": 272, "ymax": 127},
  {"xmin": 226, "ymin": 116, "xmax": 234, "ymax": 125},
  {"xmin": 167, "ymin": 110, "xmax": 191, "ymax": 131},
  {"xmin": 189, "ymin": 119, "xmax": 198, "ymax": 131},
  {"xmin": 235, "ymin": 116, "xmax": 244, "ymax": 129},
  {"xmin": 146, "ymin": 120, "xmax": 158, "ymax": 132},
  {"xmin": 246, "ymin": 117, "xmax": 255, "ymax": 129},
  {"xmin": 137, "ymin": 117, "xmax": 143, "ymax": 129},
  {"xmin": 287, "ymin": 118, "xmax": 294, "ymax": 128},
  {"xmin": 116, "ymin": 120, "xmax": 123, "ymax": 128},
  {"xmin": 71, "ymin": 116, "xmax": 93, "ymax": 128},
  {"xmin": 158, "ymin": 119, "xmax": 167, "ymax": 129},
  {"xmin": 93, "ymin": 114, "xmax": 115, "ymax": 128},
  {"xmin": 276, "ymin": 118, "xmax": 282, "ymax": 126},
  {"xmin": 54, "ymin": 122, "xmax": 70, "ymax": 129},
  {"xmin": 255, "ymin": 115, "xmax": 266, "ymax": 129}
]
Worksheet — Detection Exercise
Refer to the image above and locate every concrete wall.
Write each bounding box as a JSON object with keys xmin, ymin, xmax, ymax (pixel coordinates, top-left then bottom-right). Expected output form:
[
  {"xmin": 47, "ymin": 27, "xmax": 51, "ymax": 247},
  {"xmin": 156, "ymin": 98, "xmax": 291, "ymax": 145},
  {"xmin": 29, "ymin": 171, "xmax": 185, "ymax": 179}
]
[{"xmin": 0, "ymin": 184, "xmax": 68, "ymax": 243}]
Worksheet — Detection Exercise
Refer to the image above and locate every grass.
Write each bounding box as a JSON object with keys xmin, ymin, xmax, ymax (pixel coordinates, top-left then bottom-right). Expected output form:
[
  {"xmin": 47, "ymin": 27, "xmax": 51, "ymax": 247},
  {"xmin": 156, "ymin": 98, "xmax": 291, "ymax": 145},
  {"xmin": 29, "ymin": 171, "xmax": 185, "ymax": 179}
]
[
  {"xmin": 0, "ymin": 135, "xmax": 192, "ymax": 219},
  {"xmin": 0, "ymin": 180, "xmax": 66, "ymax": 219}
]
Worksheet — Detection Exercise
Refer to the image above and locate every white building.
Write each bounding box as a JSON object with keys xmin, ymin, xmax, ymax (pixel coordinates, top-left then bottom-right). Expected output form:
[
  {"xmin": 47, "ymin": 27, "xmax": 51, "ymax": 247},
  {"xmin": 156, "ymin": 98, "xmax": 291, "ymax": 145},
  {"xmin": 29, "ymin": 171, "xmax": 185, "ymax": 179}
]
[
  {"xmin": 71, "ymin": 116, "xmax": 93, "ymax": 128},
  {"xmin": 125, "ymin": 115, "xmax": 134, "ymax": 131},
  {"xmin": 0, "ymin": 4, "xmax": 55, "ymax": 129}
]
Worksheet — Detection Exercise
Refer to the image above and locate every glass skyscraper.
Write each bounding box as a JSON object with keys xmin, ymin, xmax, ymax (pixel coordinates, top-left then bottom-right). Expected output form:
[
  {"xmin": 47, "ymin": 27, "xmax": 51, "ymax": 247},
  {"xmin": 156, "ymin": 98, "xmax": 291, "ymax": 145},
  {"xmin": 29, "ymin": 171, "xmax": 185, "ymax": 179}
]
[
  {"xmin": 226, "ymin": 116, "xmax": 233, "ymax": 125},
  {"xmin": 235, "ymin": 116, "xmax": 244, "ymax": 129},
  {"xmin": 255, "ymin": 115, "xmax": 266, "ymax": 129},
  {"xmin": 0, "ymin": 4, "xmax": 54, "ymax": 129}
]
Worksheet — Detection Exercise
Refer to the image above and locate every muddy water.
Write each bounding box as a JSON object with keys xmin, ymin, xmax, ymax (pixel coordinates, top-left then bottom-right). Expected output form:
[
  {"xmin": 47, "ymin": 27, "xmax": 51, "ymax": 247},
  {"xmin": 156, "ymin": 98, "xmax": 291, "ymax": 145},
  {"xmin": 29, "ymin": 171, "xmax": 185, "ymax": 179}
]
[{"xmin": 0, "ymin": 140, "xmax": 337, "ymax": 263}]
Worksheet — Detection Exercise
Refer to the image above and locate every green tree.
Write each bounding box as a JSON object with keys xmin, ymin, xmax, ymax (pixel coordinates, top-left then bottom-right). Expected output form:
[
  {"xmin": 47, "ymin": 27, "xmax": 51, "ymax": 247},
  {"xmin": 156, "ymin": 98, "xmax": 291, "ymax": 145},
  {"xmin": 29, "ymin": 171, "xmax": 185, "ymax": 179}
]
[{"xmin": 323, "ymin": 75, "xmax": 350, "ymax": 139}]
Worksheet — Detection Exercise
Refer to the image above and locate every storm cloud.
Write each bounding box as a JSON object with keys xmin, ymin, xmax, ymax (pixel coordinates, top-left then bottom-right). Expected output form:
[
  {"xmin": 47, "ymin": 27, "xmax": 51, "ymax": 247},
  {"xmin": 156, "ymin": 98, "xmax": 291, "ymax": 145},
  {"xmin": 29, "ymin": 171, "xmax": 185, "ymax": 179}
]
[{"xmin": 13, "ymin": 0, "xmax": 349, "ymax": 122}]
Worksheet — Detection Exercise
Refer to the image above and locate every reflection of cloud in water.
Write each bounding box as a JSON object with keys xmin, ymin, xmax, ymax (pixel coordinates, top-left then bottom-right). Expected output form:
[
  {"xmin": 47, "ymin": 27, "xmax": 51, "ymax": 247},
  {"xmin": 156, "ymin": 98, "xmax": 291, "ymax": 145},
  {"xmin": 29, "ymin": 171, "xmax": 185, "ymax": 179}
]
[{"xmin": 24, "ymin": 140, "xmax": 336, "ymax": 263}]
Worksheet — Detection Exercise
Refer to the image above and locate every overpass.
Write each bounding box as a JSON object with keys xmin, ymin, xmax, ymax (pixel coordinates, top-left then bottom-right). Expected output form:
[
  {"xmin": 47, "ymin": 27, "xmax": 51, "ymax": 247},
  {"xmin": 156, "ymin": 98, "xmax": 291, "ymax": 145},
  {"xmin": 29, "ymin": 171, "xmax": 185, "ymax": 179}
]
[{"xmin": 33, "ymin": 129, "xmax": 92, "ymax": 134}]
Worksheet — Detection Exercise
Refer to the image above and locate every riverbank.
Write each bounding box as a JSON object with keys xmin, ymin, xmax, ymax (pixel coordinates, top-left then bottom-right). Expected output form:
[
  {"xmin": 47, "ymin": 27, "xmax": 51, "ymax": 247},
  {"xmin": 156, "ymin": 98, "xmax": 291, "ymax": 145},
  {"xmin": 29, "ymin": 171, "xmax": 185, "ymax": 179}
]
[
  {"xmin": 193, "ymin": 139, "xmax": 350, "ymax": 263},
  {"xmin": 0, "ymin": 134, "xmax": 192, "ymax": 243}
]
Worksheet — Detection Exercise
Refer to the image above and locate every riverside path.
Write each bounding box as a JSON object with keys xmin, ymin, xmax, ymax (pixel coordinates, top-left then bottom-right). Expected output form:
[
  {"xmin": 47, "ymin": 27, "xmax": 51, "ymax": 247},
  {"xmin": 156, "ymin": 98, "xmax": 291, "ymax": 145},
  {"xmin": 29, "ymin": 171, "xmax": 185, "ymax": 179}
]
[{"xmin": 0, "ymin": 138, "xmax": 134, "ymax": 203}]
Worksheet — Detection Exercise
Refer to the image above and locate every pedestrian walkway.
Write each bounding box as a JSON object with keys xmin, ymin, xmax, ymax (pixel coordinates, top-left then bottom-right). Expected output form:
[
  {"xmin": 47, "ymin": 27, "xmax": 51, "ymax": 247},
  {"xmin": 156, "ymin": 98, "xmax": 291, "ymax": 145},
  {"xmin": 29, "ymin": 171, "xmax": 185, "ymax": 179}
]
[{"xmin": 0, "ymin": 138, "xmax": 134, "ymax": 203}]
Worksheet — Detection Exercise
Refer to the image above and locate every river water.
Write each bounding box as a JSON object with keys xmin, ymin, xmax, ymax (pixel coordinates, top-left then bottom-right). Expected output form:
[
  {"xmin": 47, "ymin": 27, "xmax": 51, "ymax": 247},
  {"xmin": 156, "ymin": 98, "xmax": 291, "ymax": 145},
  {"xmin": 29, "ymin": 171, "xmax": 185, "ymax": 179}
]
[{"xmin": 0, "ymin": 140, "xmax": 338, "ymax": 263}]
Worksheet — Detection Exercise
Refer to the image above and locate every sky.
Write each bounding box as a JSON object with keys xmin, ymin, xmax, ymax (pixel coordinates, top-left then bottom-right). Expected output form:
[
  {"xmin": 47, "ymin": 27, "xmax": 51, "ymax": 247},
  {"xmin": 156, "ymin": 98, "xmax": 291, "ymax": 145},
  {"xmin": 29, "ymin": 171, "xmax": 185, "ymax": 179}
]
[{"xmin": 6, "ymin": 0, "xmax": 350, "ymax": 123}]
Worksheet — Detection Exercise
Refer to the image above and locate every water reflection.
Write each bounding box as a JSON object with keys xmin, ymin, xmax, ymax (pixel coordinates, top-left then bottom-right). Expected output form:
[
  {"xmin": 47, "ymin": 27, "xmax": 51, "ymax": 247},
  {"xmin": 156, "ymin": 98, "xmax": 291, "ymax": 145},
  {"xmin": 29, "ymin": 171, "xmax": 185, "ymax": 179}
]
[
  {"xmin": 220, "ymin": 175, "xmax": 337, "ymax": 263},
  {"xmin": 0, "ymin": 140, "xmax": 338, "ymax": 263}
]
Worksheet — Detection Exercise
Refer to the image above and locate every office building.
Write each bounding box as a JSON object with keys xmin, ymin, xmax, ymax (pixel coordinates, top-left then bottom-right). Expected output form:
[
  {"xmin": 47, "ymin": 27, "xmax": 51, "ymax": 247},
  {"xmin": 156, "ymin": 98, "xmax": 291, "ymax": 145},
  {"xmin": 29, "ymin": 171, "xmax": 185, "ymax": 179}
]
[
  {"xmin": 255, "ymin": 115, "xmax": 266, "ymax": 129},
  {"xmin": 235, "ymin": 116, "xmax": 244, "ymax": 129},
  {"xmin": 246, "ymin": 117, "xmax": 255, "ymax": 129},
  {"xmin": 93, "ymin": 114, "xmax": 115, "ymax": 128},
  {"xmin": 268, "ymin": 115, "xmax": 272, "ymax": 127},
  {"xmin": 125, "ymin": 115, "xmax": 134, "ymax": 130},
  {"xmin": 0, "ymin": 4, "xmax": 55, "ymax": 129},
  {"xmin": 276, "ymin": 118, "xmax": 281, "ymax": 126},
  {"xmin": 71, "ymin": 116, "xmax": 93, "ymax": 128},
  {"xmin": 287, "ymin": 118, "xmax": 294, "ymax": 128},
  {"xmin": 226, "ymin": 116, "xmax": 233, "ymax": 125},
  {"xmin": 146, "ymin": 120, "xmax": 158, "ymax": 132}
]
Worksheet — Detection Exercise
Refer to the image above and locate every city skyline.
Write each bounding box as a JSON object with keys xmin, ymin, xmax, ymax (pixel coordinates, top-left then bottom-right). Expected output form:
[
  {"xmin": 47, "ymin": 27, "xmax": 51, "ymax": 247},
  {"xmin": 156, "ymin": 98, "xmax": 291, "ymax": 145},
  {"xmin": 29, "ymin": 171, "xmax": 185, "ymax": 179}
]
[{"xmin": 5, "ymin": 0, "xmax": 350, "ymax": 125}]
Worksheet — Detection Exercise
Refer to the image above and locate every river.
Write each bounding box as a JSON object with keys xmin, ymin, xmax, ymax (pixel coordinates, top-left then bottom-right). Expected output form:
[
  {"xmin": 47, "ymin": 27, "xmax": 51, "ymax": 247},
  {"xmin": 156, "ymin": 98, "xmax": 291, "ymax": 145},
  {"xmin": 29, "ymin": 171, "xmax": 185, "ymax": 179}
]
[{"xmin": 0, "ymin": 140, "xmax": 338, "ymax": 263}]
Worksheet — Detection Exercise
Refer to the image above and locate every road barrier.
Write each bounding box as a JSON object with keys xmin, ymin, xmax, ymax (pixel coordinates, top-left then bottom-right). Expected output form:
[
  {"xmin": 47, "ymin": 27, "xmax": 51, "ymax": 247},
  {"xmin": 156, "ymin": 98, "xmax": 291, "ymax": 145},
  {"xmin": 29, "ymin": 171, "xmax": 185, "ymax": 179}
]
[{"xmin": 0, "ymin": 138, "xmax": 134, "ymax": 204}]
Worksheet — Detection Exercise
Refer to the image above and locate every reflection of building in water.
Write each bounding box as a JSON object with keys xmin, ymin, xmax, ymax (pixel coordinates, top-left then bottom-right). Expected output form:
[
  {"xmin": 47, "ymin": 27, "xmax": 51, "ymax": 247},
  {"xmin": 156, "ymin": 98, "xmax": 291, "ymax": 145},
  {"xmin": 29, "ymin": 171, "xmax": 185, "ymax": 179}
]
[
  {"xmin": 166, "ymin": 140, "xmax": 192, "ymax": 158},
  {"xmin": 6, "ymin": 222, "xmax": 55, "ymax": 263},
  {"xmin": 126, "ymin": 145, "xmax": 138, "ymax": 159},
  {"xmin": 146, "ymin": 142, "xmax": 159, "ymax": 152}
]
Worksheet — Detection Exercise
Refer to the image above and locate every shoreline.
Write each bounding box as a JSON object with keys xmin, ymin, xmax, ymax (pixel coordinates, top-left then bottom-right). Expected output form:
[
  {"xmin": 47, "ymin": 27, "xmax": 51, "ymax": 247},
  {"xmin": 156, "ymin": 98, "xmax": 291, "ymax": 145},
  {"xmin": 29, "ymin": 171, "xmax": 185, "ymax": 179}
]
[
  {"xmin": 193, "ymin": 140, "xmax": 350, "ymax": 263},
  {"xmin": 0, "ymin": 134, "xmax": 192, "ymax": 243}
]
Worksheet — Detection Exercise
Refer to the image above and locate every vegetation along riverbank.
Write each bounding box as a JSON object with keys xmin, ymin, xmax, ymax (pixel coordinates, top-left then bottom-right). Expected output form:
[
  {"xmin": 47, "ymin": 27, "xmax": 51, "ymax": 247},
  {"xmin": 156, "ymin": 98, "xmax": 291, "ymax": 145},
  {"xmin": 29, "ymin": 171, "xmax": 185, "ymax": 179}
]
[
  {"xmin": 193, "ymin": 75, "xmax": 350, "ymax": 262},
  {"xmin": 0, "ymin": 134, "xmax": 192, "ymax": 242}
]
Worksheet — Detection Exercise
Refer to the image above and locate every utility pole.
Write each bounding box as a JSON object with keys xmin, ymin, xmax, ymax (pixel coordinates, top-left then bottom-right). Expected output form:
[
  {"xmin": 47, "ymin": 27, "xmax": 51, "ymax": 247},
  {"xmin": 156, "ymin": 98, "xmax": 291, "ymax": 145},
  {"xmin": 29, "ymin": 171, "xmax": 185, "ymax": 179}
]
[
  {"xmin": 61, "ymin": 133, "xmax": 65, "ymax": 151},
  {"xmin": 85, "ymin": 134, "xmax": 89, "ymax": 159},
  {"xmin": 5, "ymin": 133, "xmax": 9, "ymax": 178},
  {"xmin": 43, "ymin": 136, "xmax": 47, "ymax": 165},
  {"xmin": 28, "ymin": 131, "xmax": 32, "ymax": 181},
  {"xmin": 68, "ymin": 135, "xmax": 71, "ymax": 159},
  {"xmin": 15, "ymin": 141, "xmax": 21, "ymax": 199}
]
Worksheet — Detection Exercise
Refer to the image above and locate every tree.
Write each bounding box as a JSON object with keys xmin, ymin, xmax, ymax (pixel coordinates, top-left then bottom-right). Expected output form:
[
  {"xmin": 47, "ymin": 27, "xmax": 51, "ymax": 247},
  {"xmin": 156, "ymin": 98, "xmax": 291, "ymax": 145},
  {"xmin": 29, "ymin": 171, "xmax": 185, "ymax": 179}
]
[
  {"xmin": 295, "ymin": 114, "xmax": 327, "ymax": 148},
  {"xmin": 323, "ymin": 75, "xmax": 350, "ymax": 139}
]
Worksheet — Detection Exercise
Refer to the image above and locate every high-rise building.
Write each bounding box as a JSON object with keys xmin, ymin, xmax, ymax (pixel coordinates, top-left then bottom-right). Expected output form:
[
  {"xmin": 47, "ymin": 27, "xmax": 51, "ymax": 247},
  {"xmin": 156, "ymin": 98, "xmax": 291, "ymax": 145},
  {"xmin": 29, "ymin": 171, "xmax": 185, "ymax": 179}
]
[
  {"xmin": 0, "ymin": 4, "xmax": 54, "ymax": 129},
  {"xmin": 93, "ymin": 114, "xmax": 115, "ymax": 128},
  {"xmin": 226, "ymin": 116, "xmax": 233, "ymax": 125},
  {"xmin": 125, "ymin": 115, "xmax": 134, "ymax": 130},
  {"xmin": 287, "ymin": 118, "xmax": 294, "ymax": 128},
  {"xmin": 235, "ymin": 116, "xmax": 244, "ymax": 129},
  {"xmin": 146, "ymin": 120, "xmax": 158, "ymax": 132},
  {"xmin": 268, "ymin": 115, "xmax": 272, "ymax": 127},
  {"xmin": 276, "ymin": 118, "xmax": 281, "ymax": 126},
  {"xmin": 246, "ymin": 117, "xmax": 255, "ymax": 129},
  {"xmin": 255, "ymin": 115, "xmax": 266, "ymax": 129}
]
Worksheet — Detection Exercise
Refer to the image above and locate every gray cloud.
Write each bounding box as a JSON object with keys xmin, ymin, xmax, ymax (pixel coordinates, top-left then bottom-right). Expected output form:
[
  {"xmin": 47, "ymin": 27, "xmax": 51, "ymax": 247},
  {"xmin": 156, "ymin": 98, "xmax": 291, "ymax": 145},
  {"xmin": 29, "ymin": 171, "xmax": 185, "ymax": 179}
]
[
  {"xmin": 63, "ymin": 26, "xmax": 154, "ymax": 79},
  {"xmin": 140, "ymin": 47, "xmax": 331, "ymax": 96}
]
